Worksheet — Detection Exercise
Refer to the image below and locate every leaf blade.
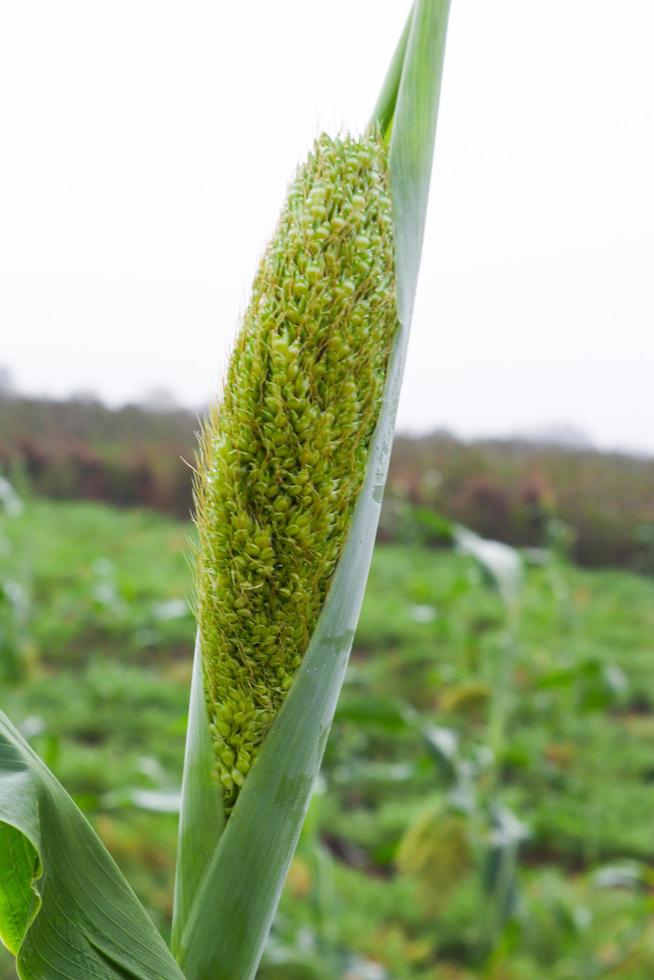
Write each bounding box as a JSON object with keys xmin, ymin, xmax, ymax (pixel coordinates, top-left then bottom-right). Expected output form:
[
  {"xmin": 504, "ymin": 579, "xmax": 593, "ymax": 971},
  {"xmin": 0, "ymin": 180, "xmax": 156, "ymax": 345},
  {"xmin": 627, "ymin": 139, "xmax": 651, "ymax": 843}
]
[
  {"xmin": 390, "ymin": 0, "xmax": 451, "ymax": 326},
  {"xmin": 0, "ymin": 711, "xmax": 184, "ymax": 980},
  {"xmin": 170, "ymin": 632, "xmax": 224, "ymax": 957},
  {"xmin": 371, "ymin": 6, "xmax": 415, "ymax": 138}
]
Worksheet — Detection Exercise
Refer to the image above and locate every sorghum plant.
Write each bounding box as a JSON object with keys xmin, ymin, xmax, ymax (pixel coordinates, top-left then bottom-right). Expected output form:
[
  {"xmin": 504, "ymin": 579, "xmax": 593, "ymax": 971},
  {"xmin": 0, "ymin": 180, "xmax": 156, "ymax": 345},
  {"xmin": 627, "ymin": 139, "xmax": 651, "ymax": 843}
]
[{"xmin": 0, "ymin": 3, "xmax": 450, "ymax": 978}]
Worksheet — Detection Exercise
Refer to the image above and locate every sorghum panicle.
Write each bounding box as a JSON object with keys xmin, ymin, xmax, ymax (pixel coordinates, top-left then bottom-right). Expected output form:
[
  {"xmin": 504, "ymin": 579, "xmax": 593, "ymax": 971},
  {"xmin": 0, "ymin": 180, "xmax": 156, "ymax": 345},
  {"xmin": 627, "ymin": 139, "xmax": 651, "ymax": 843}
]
[{"xmin": 195, "ymin": 130, "xmax": 398, "ymax": 809}]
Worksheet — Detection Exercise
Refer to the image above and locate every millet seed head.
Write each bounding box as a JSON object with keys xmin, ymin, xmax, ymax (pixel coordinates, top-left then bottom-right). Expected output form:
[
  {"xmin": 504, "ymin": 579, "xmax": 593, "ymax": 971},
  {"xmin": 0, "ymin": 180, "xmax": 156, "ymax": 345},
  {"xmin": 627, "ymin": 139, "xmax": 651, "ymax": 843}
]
[{"xmin": 195, "ymin": 129, "xmax": 398, "ymax": 810}]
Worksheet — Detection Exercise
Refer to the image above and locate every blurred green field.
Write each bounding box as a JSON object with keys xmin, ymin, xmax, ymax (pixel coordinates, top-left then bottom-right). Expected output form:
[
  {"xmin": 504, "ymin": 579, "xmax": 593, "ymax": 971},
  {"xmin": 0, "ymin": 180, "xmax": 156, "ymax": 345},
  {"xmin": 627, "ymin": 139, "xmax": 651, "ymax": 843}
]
[{"xmin": 2, "ymin": 498, "xmax": 654, "ymax": 978}]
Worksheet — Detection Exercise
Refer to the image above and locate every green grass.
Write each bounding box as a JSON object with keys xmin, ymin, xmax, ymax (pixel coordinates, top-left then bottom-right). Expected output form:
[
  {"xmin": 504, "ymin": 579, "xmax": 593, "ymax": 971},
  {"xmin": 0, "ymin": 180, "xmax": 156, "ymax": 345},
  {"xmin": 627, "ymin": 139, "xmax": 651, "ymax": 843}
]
[{"xmin": 2, "ymin": 498, "xmax": 654, "ymax": 978}]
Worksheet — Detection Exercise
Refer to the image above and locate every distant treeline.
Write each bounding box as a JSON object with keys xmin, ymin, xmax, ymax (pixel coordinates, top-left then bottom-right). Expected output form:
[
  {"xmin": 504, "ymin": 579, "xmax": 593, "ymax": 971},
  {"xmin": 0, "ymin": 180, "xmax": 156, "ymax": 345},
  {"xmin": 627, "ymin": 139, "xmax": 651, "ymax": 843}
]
[
  {"xmin": 1, "ymin": 394, "xmax": 653, "ymax": 571},
  {"xmin": 386, "ymin": 433, "xmax": 654, "ymax": 571},
  {"xmin": 0, "ymin": 394, "xmax": 195, "ymax": 518}
]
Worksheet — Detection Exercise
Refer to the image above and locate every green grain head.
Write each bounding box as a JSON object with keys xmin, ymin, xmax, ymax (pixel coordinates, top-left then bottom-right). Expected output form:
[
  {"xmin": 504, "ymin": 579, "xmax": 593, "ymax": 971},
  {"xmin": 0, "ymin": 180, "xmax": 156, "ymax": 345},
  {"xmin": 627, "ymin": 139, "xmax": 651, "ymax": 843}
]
[
  {"xmin": 195, "ymin": 129, "xmax": 398, "ymax": 810},
  {"xmin": 397, "ymin": 807, "xmax": 473, "ymax": 912}
]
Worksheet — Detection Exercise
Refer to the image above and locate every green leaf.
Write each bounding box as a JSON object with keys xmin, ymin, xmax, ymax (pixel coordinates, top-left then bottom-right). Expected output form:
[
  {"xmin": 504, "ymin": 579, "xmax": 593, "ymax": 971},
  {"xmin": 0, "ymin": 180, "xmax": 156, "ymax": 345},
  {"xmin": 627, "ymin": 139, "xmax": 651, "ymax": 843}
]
[
  {"xmin": 372, "ymin": 6, "xmax": 414, "ymax": 139},
  {"xmin": 335, "ymin": 695, "xmax": 414, "ymax": 733},
  {"xmin": 384, "ymin": 0, "xmax": 451, "ymax": 325},
  {"xmin": 170, "ymin": 632, "xmax": 224, "ymax": 957},
  {"xmin": 0, "ymin": 711, "xmax": 184, "ymax": 980},
  {"xmin": 455, "ymin": 527, "xmax": 523, "ymax": 610},
  {"xmin": 175, "ymin": 3, "xmax": 451, "ymax": 977}
]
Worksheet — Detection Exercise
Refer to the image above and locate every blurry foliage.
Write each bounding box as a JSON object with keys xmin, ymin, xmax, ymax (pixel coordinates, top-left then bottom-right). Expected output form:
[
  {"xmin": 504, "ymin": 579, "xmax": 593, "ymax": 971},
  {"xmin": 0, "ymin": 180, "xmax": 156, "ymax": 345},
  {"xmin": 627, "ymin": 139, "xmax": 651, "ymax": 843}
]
[
  {"xmin": 2, "ymin": 394, "xmax": 654, "ymax": 572},
  {"xmin": 397, "ymin": 808, "xmax": 474, "ymax": 912},
  {"xmin": 0, "ymin": 393, "xmax": 194, "ymax": 519},
  {"xmin": 384, "ymin": 432, "xmax": 654, "ymax": 572},
  {"xmin": 0, "ymin": 478, "xmax": 32, "ymax": 684},
  {"xmin": 2, "ymin": 495, "xmax": 654, "ymax": 977}
]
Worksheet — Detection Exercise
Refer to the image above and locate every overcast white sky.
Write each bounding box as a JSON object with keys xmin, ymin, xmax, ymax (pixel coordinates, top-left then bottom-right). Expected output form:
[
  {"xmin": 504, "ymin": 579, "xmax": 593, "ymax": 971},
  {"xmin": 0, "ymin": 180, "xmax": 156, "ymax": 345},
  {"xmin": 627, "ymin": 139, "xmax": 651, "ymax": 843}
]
[{"xmin": 1, "ymin": 1, "xmax": 653, "ymax": 454}]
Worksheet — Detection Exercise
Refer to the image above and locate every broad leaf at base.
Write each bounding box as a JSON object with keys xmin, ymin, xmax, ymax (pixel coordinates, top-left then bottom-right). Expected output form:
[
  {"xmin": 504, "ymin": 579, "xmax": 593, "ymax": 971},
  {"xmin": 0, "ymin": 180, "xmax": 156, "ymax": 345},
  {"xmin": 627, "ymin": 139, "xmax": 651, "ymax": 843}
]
[{"xmin": 0, "ymin": 711, "xmax": 184, "ymax": 980}]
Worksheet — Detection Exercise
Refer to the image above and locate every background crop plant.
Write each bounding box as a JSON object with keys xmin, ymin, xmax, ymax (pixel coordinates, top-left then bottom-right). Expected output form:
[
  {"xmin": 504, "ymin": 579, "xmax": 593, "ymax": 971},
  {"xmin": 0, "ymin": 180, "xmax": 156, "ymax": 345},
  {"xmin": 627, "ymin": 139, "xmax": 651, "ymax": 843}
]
[{"xmin": 0, "ymin": 3, "xmax": 451, "ymax": 978}]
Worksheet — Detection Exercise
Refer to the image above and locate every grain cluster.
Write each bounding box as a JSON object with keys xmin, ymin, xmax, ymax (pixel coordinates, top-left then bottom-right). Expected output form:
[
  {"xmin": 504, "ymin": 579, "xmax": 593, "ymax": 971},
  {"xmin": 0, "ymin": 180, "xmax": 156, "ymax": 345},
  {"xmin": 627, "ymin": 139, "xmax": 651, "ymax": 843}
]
[{"xmin": 195, "ymin": 131, "xmax": 398, "ymax": 808}]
